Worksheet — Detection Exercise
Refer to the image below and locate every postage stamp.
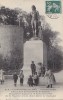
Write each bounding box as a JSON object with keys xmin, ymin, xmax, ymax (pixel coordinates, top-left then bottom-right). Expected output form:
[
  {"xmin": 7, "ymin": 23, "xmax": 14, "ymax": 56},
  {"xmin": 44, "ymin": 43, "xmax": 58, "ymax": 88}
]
[{"xmin": 45, "ymin": 0, "xmax": 62, "ymax": 18}]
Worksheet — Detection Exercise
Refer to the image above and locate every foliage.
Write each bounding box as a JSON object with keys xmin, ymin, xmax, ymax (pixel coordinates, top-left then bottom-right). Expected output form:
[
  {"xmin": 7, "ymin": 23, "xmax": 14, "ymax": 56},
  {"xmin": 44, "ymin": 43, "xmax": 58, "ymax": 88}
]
[
  {"xmin": 0, "ymin": 6, "xmax": 63, "ymax": 72},
  {"xmin": 47, "ymin": 45, "xmax": 63, "ymax": 72},
  {"xmin": 40, "ymin": 22, "xmax": 63, "ymax": 72}
]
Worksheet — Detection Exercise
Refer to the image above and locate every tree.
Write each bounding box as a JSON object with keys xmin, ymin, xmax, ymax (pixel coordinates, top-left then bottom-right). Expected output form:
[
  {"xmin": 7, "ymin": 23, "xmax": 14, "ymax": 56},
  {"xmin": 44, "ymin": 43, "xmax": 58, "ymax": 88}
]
[
  {"xmin": 48, "ymin": 45, "xmax": 63, "ymax": 72},
  {"xmin": 40, "ymin": 20, "xmax": 63, "ymax": 72},
  {"xmin": 42, "ymin": 26, "xmax": 58, "ymax": 47}
]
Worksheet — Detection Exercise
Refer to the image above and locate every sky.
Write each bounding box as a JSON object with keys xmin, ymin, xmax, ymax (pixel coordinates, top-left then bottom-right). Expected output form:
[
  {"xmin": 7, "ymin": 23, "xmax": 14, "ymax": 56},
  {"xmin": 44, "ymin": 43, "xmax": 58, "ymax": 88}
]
[{"xmin": 0, "ymin": 0, "xmax": 63, "ymax": 47}]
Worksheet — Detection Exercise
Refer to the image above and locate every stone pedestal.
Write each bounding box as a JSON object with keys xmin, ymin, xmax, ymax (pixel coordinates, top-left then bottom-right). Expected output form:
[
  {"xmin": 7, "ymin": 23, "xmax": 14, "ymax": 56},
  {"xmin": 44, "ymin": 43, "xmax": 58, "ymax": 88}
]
[{"xmin": 23, "ymin": 39, "xmax": 47, "ymax": 85}]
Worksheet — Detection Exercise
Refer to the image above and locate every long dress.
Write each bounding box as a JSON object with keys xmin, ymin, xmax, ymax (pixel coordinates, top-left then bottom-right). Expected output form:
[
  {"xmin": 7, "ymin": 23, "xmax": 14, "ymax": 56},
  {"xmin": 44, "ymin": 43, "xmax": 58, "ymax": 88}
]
[
  {"xmin": 0, "ymin": 69, "xmax": 4, "ymax": 81},
  {"xmin": 45, "ymin": 70, "xmax": 54, "ymax": 86},
  {"xmin": 36, "ymin": 64, "xmax": 41, "ymax": 76}
]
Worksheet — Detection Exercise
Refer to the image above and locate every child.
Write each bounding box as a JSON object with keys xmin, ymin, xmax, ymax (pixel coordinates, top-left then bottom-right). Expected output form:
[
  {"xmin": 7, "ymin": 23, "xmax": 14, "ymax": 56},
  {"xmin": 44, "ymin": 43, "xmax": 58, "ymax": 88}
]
[
  {"xmin": 19, "ymin": 70, "xmax": 24, "ymax": 86},
  {"xmin": 13, "ymin": 72, "xmax": 18, "ymax": 86},
  {"xmin": 28, "ymin": 75, "xmax": 33, "ymax": 86},
  {"xmin": 33, "ymin": 72, "xmax": 39, "ymax": 86}
]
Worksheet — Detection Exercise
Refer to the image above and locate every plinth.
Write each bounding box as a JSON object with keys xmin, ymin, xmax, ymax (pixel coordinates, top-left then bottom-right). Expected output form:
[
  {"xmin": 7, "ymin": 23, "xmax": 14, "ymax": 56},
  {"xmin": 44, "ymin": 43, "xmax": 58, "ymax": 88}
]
[{"xmin": 23, "ymin": 39, "xmax": 47, "ymax": 85}]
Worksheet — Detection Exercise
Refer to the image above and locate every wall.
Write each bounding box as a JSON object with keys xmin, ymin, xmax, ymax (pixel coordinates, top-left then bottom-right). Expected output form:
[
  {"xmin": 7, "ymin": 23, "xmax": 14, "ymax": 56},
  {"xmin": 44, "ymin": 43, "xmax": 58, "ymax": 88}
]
[{"xmin": 0, "ymin": 24, "xmax": 23, "ymax": 69}]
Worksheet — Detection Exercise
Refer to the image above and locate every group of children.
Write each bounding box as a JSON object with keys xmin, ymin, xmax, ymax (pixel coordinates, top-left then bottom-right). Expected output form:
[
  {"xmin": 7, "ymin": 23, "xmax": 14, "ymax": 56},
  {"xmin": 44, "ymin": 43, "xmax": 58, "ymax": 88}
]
[
  {"xmin": 13, "ymin": 70, "xmax": 39, "ymax": 87},
  {"xmin": 13, "ymin": 60, "xmax": 56, "ymax": 88},
  {"xmin": 28, "ymin": 72, "xmax": 39, "ymax": 86},
  {"xmin": 0, "ymin": 66, "xmax": 55, "ymax": 88},
  {"xmin": 0, "ymin": 63, "xmax": 56, "ymax": 88},
  {"xmin": 27, "ymin": 61, "xmax": 45, "ymax": 87},
  {"xmin": 28, "ymin": 61, "xmax": 56, "ymax": 88},
  {"xmin": 13, "ymin": 70, "xmax": 24, "ymax": 86}
]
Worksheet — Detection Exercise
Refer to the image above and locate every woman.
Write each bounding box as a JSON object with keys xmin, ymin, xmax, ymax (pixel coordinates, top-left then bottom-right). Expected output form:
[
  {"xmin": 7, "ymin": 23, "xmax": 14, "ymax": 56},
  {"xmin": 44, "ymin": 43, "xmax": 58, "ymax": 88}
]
[
  {"xmin": 0, "ymin": 69, "xmax": 4, "ymax": 84},
  {"xmin": 45, "ymin": 68, "xmax": 54, "ymax": 88},
  {"xmin": 36, "ymin": 63, "xmax": 41, "ymax": 77}
]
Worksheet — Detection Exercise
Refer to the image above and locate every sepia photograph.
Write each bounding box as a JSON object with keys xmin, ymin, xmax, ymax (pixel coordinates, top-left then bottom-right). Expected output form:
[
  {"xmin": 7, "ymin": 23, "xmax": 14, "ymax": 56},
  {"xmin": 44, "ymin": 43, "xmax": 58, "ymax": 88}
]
[{"xmin": 0, "ymin": 0, "xmax": 63, "ymax": 100}]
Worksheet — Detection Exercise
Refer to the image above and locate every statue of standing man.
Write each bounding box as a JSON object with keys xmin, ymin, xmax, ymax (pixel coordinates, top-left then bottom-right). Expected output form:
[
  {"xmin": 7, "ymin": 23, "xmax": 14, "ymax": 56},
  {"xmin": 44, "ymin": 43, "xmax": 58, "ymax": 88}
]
[{"xmin": 30, "ymin": 5, "xmax": 39, "ymax": 37}]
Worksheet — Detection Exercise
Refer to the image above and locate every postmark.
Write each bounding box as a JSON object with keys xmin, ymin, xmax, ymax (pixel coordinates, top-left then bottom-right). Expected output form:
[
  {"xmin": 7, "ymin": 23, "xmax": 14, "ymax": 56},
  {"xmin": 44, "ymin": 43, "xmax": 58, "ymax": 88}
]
[{"xmin": 45, "ymin": 1, "xmax": 62, "ymax": 19}]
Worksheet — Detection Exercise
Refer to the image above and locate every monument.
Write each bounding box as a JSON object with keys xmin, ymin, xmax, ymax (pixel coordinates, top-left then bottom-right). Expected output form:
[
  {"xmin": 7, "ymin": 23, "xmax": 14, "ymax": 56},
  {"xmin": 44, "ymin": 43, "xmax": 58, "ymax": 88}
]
[{"xmin": 22, "ymin": 5, "xmax": 47, "ymax": 85}]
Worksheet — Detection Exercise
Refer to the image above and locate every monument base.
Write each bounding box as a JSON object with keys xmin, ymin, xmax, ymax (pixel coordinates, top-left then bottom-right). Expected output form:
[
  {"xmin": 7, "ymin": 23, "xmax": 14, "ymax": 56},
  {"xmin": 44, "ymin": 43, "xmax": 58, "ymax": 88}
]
[
  {"xmin": 39, "ymin": 77, "xmax": 47, "ymax": 86},
  {"xmin": 23, "ymin": 39, "xmax": 43, "ymax": 85}
]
